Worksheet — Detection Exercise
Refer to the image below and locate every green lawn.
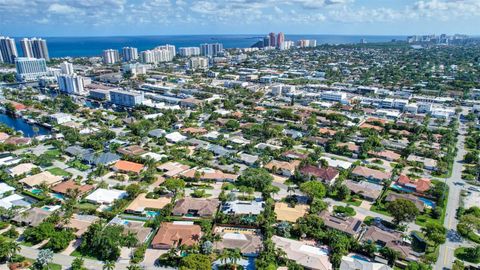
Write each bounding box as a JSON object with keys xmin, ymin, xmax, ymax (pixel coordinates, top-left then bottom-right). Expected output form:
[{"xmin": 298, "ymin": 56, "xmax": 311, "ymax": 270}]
[
  {"xmin": 370, "ymin": 204, "xmax": 391, "ymax": 216},
  {"xmin": 455, "ymin": 247, "xmax": 480, "ymax": 263},
  {"xmin": 343, "ymin": 197, "xmax": 362, "ymax": 207},
  {"xmin": 67, "ymin": 160, "xmax": 90, "ymax": 171},
  {"xmin": 24, "ymin": 258, "xmax": 62, "ymax": 270},
  {"xmin": 74, "ymin": 202, "xmax": 98, "ymax": 211},
  {"xmin": 47, "ymin": 167, "xmax": 71, "ymax": 177},
  {"xmin": 44, "ymin": 149, "xmax": 61, "ymax": 158}
]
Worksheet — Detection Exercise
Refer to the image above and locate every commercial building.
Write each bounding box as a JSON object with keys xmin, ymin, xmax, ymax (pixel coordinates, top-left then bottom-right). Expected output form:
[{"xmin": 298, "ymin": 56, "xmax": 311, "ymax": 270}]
[
  {"xmin": 269, "ymin": 32, "xmax": 276, "ymax": 47},
  {"xmin": 298, "ymin": 39, "xmax": 317, "ymax": 48},
  {"xmin": 122, "ymin": 47, "xmax": 138, "ymax": 62},
  {"xmin": 179, "ymin": 47, "xmax": 200, "ymax": 57},
  {"xmin": 103, "ymin": 49, "xmax": 120, "ymax": 64},
  {"xmin": 0, "ymin": 36, "xmax": 18, "ymax": 63},
  {"xmin": 15, "ymin": 57, "xmax": 48, "ymax": 81},
  {"xmin": 110, "ymin": 89, "xmax": 144, "ymax": 107},
  {"xmin": 57, "ymin": 74, "xmax": 85, "ymax": 95},
  {"xmin": 188, "ymin": 56, "xmax": 208, "ymax": 70},
  {"xmin": 122, "ymin": 63, "xmax": 148, "ymax": 77},
  {"xmin": 200, "ymin": 43, "xmax": 223, "ymax": 57},
  {"xmin": 21, "ymin": 38, "xmax": 49, "ymax": 61},
  {"xmin": 60, "ymin": 61, "xmax": 74, "ymax": 75}
]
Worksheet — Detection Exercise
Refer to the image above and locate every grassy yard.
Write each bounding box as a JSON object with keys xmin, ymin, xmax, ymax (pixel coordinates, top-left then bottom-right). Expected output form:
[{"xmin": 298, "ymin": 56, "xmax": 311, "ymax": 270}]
[
  {"xmin": 455, "ymin": 247, "xmax": 480, "ymax": 263},
  {"xmin": 370, "ymin": 204, "xmax": 391, "ymax": 216},
  {"xmin": 67, "ymin": 160, "xmax": 90, "ymax": 171},
  {"xmin": 343, "ymin": 197, "xmax": 362, "ymax": 207},
  {"xmin": 47, "ymin": 167, "xmax": 72, "ymax": 177},
  {"xmin": 24, "ymin": 258, "xmax": 62, "ymax": 270},
  {"xmin": 74, "ymin": 202, "xmax": 98, "ymax": 211},
  {"xmin": 44, "ymin": 149, "xmax": 62, "ymax": 158}
]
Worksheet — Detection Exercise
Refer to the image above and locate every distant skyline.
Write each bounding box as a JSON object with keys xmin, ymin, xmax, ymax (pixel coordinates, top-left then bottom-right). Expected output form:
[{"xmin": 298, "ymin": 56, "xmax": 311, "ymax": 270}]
[{"xmin": 1, "ymin": 0, "xmax": 480, "ymax": 37}]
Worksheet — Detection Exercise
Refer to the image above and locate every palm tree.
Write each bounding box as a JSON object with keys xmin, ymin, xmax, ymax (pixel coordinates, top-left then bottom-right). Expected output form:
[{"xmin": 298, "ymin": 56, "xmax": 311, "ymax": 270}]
[
  {"xmin": 102, "ymin": 260, "xmax": 116, "ymax": 270},
  {"xmin": 6, "ymin": 241, "xmax": 21, "ymax": 262},
  {"xmin": 227, "ymin": 248, "xmax": 242, "ymax": 270},
  {"xmin": 127, "ymin": 264, "xmax": 143, "ymax": 270}
]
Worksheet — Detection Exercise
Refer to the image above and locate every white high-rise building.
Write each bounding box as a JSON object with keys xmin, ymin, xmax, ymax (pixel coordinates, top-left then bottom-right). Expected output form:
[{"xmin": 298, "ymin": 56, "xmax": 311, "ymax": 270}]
[
  {"xmin": 103, "ymin": 49, "xmax": 120, "ymax": 64},
  {"xmin": 57, "ymin": 74, "xmax": 85, "ymax": 95},
  {"xmin": 200, "ymin": 43, "xmax": 223, "ymax": 57},
  {"xmin": 122, "ymin": 47, "xmax": 138, "ymax": 62},
  {"xmin": 189, "ymin": 57, "xmax": 208, "ymax": 70},
  {"xmin": 140, "ymin": 48, "xmax": 174, "ymax": 64},
  {"xmin": 20, "ymin": 38, "xmax": 34, "ymax": 58},
  {"xmin": 156, "ymin": 44, "xmax": 176, "ymax": 59},
  {"xmin": 0, "ymin": 36, "xmax": 18, "ymax": 64},
  {"xmin": 179, "ymin": 47, "xmax": 200, "ymax": 57},
  {"xmin": 60, "ymin": 61, "xmax": 74, "ymax": 75},
  {"xmin": 15, "ymin": 57, "xmax": 48, "ymax": 81},
  {"xmin": 31, "ymin": 38, "xmax": 49, "ymax": 61}
]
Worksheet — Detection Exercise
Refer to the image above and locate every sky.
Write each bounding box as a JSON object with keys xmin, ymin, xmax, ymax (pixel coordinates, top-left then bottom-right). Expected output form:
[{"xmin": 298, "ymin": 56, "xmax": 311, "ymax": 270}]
[{"xmin": 1, "ymin": 0, "xmax": 480, "ymax": 37}]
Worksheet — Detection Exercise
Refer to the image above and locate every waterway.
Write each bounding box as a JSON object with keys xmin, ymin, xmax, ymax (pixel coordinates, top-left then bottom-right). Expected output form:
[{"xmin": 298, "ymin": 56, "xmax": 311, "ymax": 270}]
[{"xmin": 0, "ymin": 113, "xmax": 50, "ymax": 137}]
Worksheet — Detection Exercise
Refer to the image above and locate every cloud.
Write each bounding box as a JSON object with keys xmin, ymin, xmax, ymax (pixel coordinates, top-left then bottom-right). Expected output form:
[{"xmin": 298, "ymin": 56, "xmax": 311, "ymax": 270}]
[{"xmin": 48, "ymin": 3, "xmax": 79, "ymax": 15}]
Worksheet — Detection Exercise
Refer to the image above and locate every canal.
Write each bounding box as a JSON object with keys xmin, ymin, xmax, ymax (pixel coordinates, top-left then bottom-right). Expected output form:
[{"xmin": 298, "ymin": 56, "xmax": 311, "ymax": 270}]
[{"xmin": 0, "ymin": 113, "xmax": 50, "ymax": 137}]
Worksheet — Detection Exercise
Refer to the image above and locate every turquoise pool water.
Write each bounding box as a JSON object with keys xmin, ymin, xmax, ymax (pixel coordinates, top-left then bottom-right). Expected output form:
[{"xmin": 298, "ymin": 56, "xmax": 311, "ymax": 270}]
[
  {"xmin": 350, "ymin": 254, "xmax": 370, "ymax": 262},
  {"xmin": 52, "ymin": 193, "xmax": 65, "ymax": 200},
  {"xmin": 391, "ymin": 183, "xmax": 414, "ymax": 193},
  {"xmin": 31, "ymin": 189, "xmax": 43, "ymax": 194},
  {"xmin": 419, "ymin": 197, "xmax": 436, "ymax": 208},
  {"xmin": 146, "ymin": 211, "xmax": 158, "ymax": 218}
]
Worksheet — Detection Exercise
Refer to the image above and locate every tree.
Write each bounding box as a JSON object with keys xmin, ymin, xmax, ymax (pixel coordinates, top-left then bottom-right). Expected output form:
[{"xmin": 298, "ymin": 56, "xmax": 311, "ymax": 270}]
[
  {"xmin": 386, "ymin": 199, "xmax": 420, "ymax": 225},
  {"xmin": 34, "ymin": 249, "xmax": 54, "ymax": 270},
  {"xmin": 71, "ymin": 257, "xmax": 87, "ymax": 270},
  {"xmin": 103, "ymin": 261, "xmax": 116, "ymax": 270},
  {"xmin": 299, "ymin": 181, "xmax": 326, "ymax": 200},
  {"xmin": 236, "ymin": 168, "xmax": 273, "ymax": 191},
  {"xmin": 405, "ymin": 261, "xmax": 432, "ymax": 270},
  {"xmin": 179, "ymin": 254, "xmax": 212, "ymax": 270},
  {"xmin": 127, "ymin": 265, "xmax": 143, "ymax": 270},
  {"xmin": 163, "ymin": 178, "xmax": 186, "ymax": 197},
  {"xmin": 276, "ymin": 221, "xmax": 292, "ymax": 237},
  {"xmin": 421, "ymin": 222, "xmax": 446, "ymax": 246},
  {"xmin": 380, "ymin": 246, "xmax": 400, "ymax": 266},
  {"xmin": 452, "ymin": 259, "xmax": 465, "ymax": 270},
  {"xmin": 126, "ymin": 183, "xmax": 142, "ymax": 199}
]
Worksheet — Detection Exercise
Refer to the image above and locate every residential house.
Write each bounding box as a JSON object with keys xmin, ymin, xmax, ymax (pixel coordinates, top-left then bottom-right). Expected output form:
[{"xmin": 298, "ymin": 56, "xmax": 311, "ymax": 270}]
[
  {"xmin": 151, "ymin": 222, "xmax": 202, "ymax": 249},
  {"xmin": 264, "ymin": 160, "xmax": 300, "ymax": 177},
  {"xmin": 406, "ymin": 155, "xmax": 437, "ymax": 171},
  {"xmin": 113, "ymin": 160, "xmax": 145, "ymax": 174},
  {"xmin": 85, "ymin": 188, "xmax": 127, "ymax": 205},
  {"xmin": 213, "ymin": 226, "xmax": 263, "ymax": 255},
  {"xmin": 351, "ymin": 166, "xmax": 392, "ymax": 183},
  {"xmin": 125, "ymin": 193, "xmax": 171, "ymax": 214},
  {"xmin": 157, "ymin": 162, "xmax": 190, "ymax": 177},
  {"xmin": 319, "ymin": 211, "xmax": 363, "ymax": 237},
  {"xmin": 51, "ymin": 180, "xmax": 94, "ymax": 197},
  {"xmin": 340, "ymin": 256, "xmax": 392, "ymax": 270},
  {"xmin": 20, "ymin": 171, "xmax": 63, "ymax": 188},
  {"xmin": 299, "ymin": 165, "xmax": 339, "ymax": 186},
  {"xmin": 275, "ymin": 202, "xmax": 309, "ymax": 222},
  {"xmin": 344, "ymin": 180, "xmax": 383, "ymax": 201},
  {"xmin": 172, "ymin": 197, "xmax": 220, "ymax": 218},
  {"xmin": 385, "ymin": 193, "xmax": 425, "ymax": 212},
  {"xmin": 6, "ymin": 163, "xmax": 38, "ymax": 177},
  {"xmin": 222, "ymin": 199, "xmax": 264, "ymax": 215},
  {"xmin": 12, "ymin": 207, "xmax": 52, "ymax": 226},
  {"xmin": 65, "ymin": 214, "xmax": 100, "ymax": 237},
  {"xmin": 396, "ymin": 175, "xmax": 431, "ymax": 193},
  {"xmin": 272, "ymin": 236, "xmax": 332, "ymax": 270}
]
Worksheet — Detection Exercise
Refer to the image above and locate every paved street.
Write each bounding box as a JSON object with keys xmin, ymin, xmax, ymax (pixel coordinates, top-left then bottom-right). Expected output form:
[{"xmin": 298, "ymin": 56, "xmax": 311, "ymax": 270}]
[{"xmin": 435, "ymin": 110, "xmax": 476, "ymax": 270}]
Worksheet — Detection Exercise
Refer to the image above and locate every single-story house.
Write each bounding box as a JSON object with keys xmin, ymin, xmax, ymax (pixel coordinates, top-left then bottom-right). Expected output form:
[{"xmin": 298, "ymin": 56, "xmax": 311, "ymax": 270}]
[
  {"xmin": 384, "ymin": 193, "xmax": 425, "ymax": 212},
  {"xmin": 396, "ymin": 175, "xmax": 431, "ymax": 193},
  {"xmin": 85, "ymin": 188, "xmax": 127, "ymax": 205},
  {"xmin": 51, "ymin": 180, "xmax": 94, "ymax": 197},
  {"xmin": 151, "ymin": 222, "xmax": 202, "ymax": 249},
  {"xmin": 125, "ymin": 193, "xmax": 171, "ymax": 214},
  {"xmin": 157, "ymin": 161, "xmax": 190, "ymax": 177},
  {"xmin": 108, "ymin": 217, "xmax": 153, "ymax": 244},
  {"xmin": 264, "ymin": 160, "xmax": 300, "ymax": 177},
  {"xmin": 12, "ymin": 207, "xmax": 52, "ymax": 226},
  {"xmin": 180, "ymin": 167, "xmax": 238, "ymax": 182},
  {"xmin": 6, "ymin": 163, "xmax": 38, "ymax": 177},
  {"xmin": 319, "ymin": 211, "xmax": 363, "ymax": 237},
  {"xmin": 272, "ymin": 236, "xmax": 332, "ymax": 270},
  {"xmin": 172, "ymin": 197, "xmax": 220, "ymax": 218},
  {"xmin": 165, "ymin": 132, "xmax": 187, "ymax": 143},
  {"xmin": 82, "ymin": 152, "xmax": 120, "ymax": 166},
  {"xmin": 406, "ymin": 155, "xmax": 437, "ymax": 171},
  {"xmin": 0, "ymin": 194, "xmax": 31, "ymax": 210},
  {"xmin": 274, "ymin": 202, "xmax": 309, "ymax": 222},
  {"xmin": 222, "ymin": 199, "xmax": 264, "ymax": 215},
  {"xmin": 299, "ymin": 165, "xmax": 339, "ymax": 186},
  {"xmin": 113, "ymin": 160, "xmax": 145, "ymax": 174},
  {"xmin": 351, "ymin": 166, "xmax": 392, "ymax": 183},
  {"xmin": 20, "ymin": 171, "xmax": 63, "ymax": 188},
  {"xmin": 340, "ymin": 256, "xmax": 392, "ymax": 270},
  {"xmin": 344, "ymin": 180, "xmax": 383, "ymax": 201},
  {"xmin": 0, "ymin": 182, "xmax": 15, "ymax": 196},
  {"xmin": 213, "ymin": 226, "xmax": 263, "ymax": 255},
  {"xmin": 65, "ymin": 214, "xmax": 100, "ymax": 237},
  {"xmin": 117, "ymin": 145, "xmax": 147, "ymax": 156}
]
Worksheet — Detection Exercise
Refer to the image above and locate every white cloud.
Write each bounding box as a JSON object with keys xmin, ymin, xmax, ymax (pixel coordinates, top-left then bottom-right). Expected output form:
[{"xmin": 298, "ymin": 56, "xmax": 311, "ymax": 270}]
[{"xmin": 48, "ymin": 3, "xmax": 79, "ymax": 15}]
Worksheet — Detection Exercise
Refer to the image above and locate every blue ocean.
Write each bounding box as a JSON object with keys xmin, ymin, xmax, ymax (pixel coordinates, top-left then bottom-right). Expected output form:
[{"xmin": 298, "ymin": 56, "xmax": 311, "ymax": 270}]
[{"xmin": 15, "ymin": 35, "xmax": 405, "ymax": 58}]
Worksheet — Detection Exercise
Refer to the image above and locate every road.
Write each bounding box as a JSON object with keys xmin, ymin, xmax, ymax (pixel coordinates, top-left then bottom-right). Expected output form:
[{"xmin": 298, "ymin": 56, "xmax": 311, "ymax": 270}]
[{"xmin": 435, "ymin": 110, "xmax": 473, "ymax": 270}]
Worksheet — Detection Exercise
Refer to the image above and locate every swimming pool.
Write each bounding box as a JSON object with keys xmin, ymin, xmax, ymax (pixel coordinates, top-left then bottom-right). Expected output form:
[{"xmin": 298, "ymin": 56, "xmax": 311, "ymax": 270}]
[
  {"xmin": 390, "ymin": 183, "xmax": 414, "ymax": 193},
  {"xmin": 350, "ymin": 254, "xmax": 371, "ymax": 262},
  {"xmin": 419, "ymin": 197, "xmax": 436, "ymax": 208},
  {"xmin": 145, "ymin": 211, "xmax": 158, "ymax": 218},
  {"xmin": 31, "ymin": 189, "xmax": 43, "ymax": 195},
  {"xmin": 51, "ymin": 193, "xmax": 65, "ymax": 200}
]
